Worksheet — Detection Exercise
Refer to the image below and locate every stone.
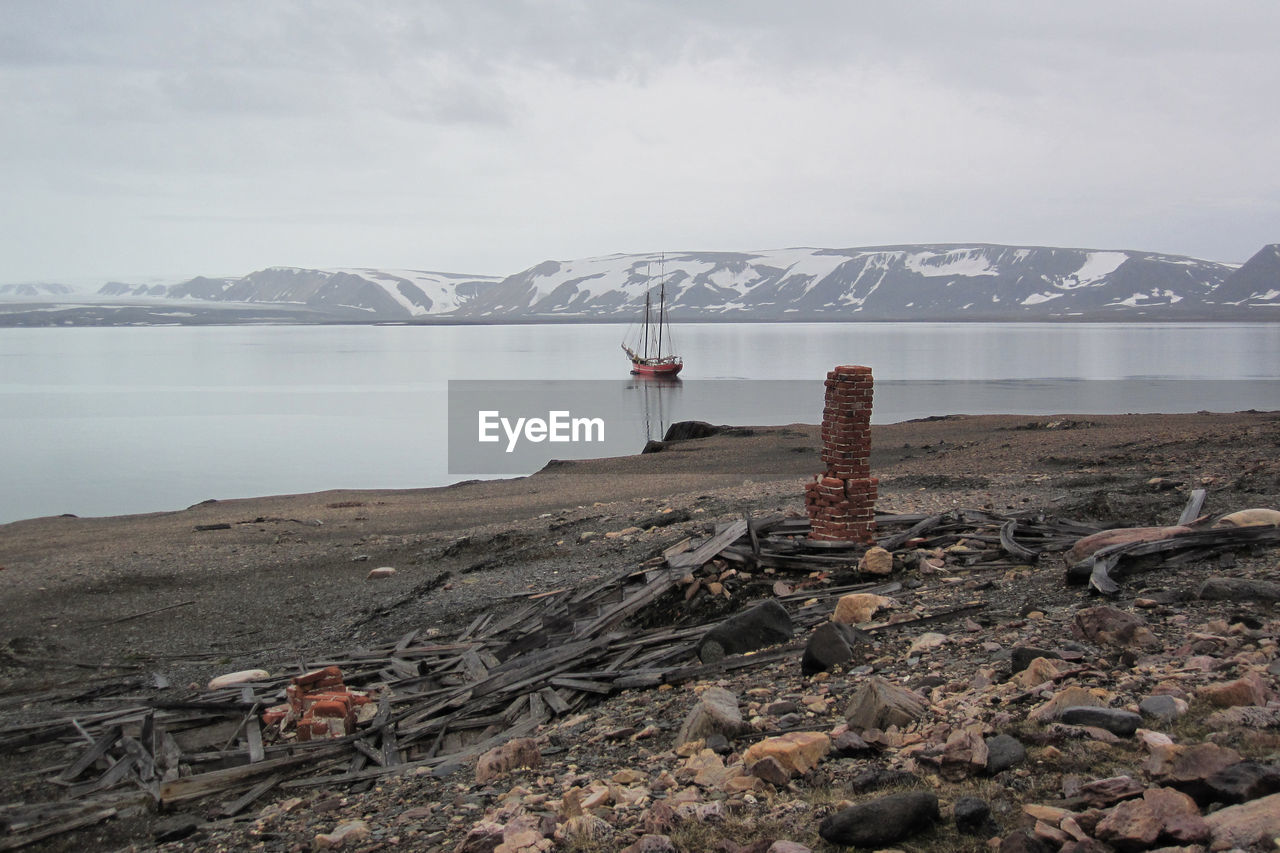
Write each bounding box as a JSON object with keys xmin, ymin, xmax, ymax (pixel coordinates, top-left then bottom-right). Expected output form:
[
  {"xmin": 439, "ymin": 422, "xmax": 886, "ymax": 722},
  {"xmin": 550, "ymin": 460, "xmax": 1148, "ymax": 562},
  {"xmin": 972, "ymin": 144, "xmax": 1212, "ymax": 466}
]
[
  {"xmin": 1028, "ymin": 686, "xmax": 1106, "ymax": 723},
  {"xmin": 832, "ymin": 593, "xmax": 895, "ymax": 625},
  {"xmin": 704, "ymin": 732, "xmax": 731, "ymax": 754},
  {"xmin": 954, "ymin": 796, "xmax": 992, "ymax": 834},
  {"xmin": 997, "ymin": 829, "xmax": 1053, "ymax": 852},
  {"xmin": 366, "ymin": 566, "xmax": 396, "ymax": 579},
  {"xmin": 1212, "ymin": 507, "xmax": 1280, "ymax": 527},
  {"xmin": 818, "ymin": 791, "xmax": 940, "ymax": 848},
  {"xmin": 766, "ymin": 843, "xmax": 813, "ymax": 853},
  {"xmin": 1139, "ymin": 694, "xmax": 1186, "ymax": 722},
  {"xmin": 984, "ymin": 733, "xmax": 1027, "ymax": 774},
  {"xmin": 494, "ymin": 826, "xmax": 553, "ymax": 853},
  {"xmin": 749, "ymin": 755, "xmax": 791, "ymax": 787},
  {"xmin": 1197, "ymin": 576, "xmax": 1280, "ymax": 601},
  {"xmin": 1057, "ymin": 841, "xmax": 1111, "ymax": 853},
  {"xmin": 1204, "ymin": 705, "xmax": 1280, "ymax": 729},
  {"xmin": 833, "ymin": 730, "xmax": 872, "ymax": 756},
  {"xmin": 801, "ymin": 621, "xmax": 867, "ymax": 675},
  {"xmin": 1072, "ymin": 605, "xmax": 1160, "ymax": 649},
  {"xmin": 1059, "ymin": 707, "xmax": 1142, "ymax": 736},
  {"xmin": 908, "ymin": 632, "xmax": 949, "ymax": 654},
  {"xmin": 1196, "ymin": 675, "xmax": 1269, "ymax": 708},
  {"xmin": 314, "ymin": 819, "xmax": 371, "ymax": 849},
  {"xmin": 1074, "ymin": 775, "xmax": 1145, "ymax": 808},
  {"xmin": 1011, "ymin": 646, "xmax": 1062, "ymax": 674},
  {"xmin": 698, "ymin": 599, "xmax": 793, "ymax": 663},
  {"xmin": 858, "ymin": 546, "xmax": 894, "ymax": 576},
  {"xmin": 1013, "ymin": 656, "xmax": 1070, "ymax": 689},
  {"xmin": 456, "ymin": 822, "xmax": 505, "ymax": 853},
  {"xmin": 742, "ymin": 731, "xmax": 831, "ymax": 777},
  {"xmin": 844, "ymin": 677, "xmax": 927, "ymax": 731},
  {"xmin": 1144, "ymin": 742, "xmax": 1243, "ymax": 802},
  {"xmin": 475, "ymin": 738, "xmax": 542, "ymax": 784},
  {"xmin": 1067, "ymin": 526, "xmax": 1192, "ymax": 564},
  {"xmin": 1203, "ymin": 791, "xmax": 1280, "ymax": 850},
  {"xmin": 1094, "ymin": 798, "xmax": 1161, "ymax": 849},
  {"xmin": 620, "ymin": 835, "xmax": 678, "ymax": 853},
  {"xmin": 940, "ymin": 725, "xmax": 989, "ymax": 780},
  {"xmin": 1204, "ymin": 760, "xmax": 1280, "ymax": 804},
  {"xmin": 676, "ymin": 686, "xmax": 748, "ymax": 746},
  {"xmin": 207, "ymin": 668, "xmax": 270, "ymax": 690},
  {"xmin": 1141, "ymin": 786, "xmax": 1210, "ymax": 844}
]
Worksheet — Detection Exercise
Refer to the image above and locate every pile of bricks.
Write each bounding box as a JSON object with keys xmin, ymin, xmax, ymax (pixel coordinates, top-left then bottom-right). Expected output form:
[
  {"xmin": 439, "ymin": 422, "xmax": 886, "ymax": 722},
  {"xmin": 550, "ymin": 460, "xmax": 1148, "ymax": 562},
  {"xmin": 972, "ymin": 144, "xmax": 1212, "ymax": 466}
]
[
  {"xmin": 262, "ymin": 665, "xmax": 374, "ymax": 741},
  {"xmin": 806, "ymin": 365, "xmax": 878, "ymax": 543}
]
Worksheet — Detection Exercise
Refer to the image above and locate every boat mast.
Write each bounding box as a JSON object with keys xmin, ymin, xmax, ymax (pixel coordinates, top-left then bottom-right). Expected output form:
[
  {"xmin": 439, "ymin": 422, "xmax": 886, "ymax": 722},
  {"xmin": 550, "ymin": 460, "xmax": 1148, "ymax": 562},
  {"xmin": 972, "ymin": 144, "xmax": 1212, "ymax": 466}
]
[
  {"xmin": 656, "ymin": 255, "xmax": 665, "ymax": 360},
  {"xmin": 642, "ymin": 290, "xmax": 651, "ymax": 359}
]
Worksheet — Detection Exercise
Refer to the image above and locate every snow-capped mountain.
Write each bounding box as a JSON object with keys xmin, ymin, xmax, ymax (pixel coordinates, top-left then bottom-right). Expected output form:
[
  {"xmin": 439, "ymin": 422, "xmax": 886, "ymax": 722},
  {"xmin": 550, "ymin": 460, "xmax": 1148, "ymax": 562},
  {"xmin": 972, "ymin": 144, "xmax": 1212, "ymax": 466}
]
[
  {"xmin": 0, "ymin": 282, "xmax": 77, "ymax": 298},
  {"xmin": 2, "ymin": 243, "xmax": 1276, "ymax": 325},
  {"xmin": 452, "ymin": 245, "xmax": 1256, "ymax": 321},
  {"xmin": 101, "ymin": 267, "xmax": 504, "ymax": 318}
]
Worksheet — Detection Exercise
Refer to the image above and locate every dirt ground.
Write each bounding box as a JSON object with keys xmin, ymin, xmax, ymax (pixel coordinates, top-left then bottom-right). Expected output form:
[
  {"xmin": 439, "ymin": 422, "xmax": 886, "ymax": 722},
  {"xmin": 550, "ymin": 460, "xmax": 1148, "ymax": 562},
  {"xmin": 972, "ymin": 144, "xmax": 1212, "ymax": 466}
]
[{"xmin": 2, "ymin": 411, "xmax": 1276, "ymax": 704}]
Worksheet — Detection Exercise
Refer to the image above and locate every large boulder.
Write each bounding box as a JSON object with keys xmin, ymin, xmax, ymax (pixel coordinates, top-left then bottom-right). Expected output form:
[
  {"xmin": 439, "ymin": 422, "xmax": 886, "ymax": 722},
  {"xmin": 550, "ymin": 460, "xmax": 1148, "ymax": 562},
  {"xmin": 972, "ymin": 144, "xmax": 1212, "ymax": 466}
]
[
  {"xmin": 801, "ymin": 621, "xmax": 867, "ymax": 675},
  {"xmin": 675, "ymin": 686, "xmax": 749, "ymax": 746},
  {"xmin": 1204, "ymin": 792, "xmax": 1280, "ymax": 850},
  {"xmin": 818, "ymin": 791, "xmax": 940, "ymax": 848},
  {"xmin": 697, "ymin": 599, "xmax": 793, "ymax": 663},
  {"xmin": 844, "ymin": 677, "xmax": 927, "ymax": 731},
  {"xmin": 833, "ymin": 593, "xmax": 895, "ymax": 625},
  {"xmin": 1072, "ymin": 605, "xmax": 1160, "ymax": 649},
  {"xmin": 742, "ymin": 732, "xmax": 831, "ymax": 778}
]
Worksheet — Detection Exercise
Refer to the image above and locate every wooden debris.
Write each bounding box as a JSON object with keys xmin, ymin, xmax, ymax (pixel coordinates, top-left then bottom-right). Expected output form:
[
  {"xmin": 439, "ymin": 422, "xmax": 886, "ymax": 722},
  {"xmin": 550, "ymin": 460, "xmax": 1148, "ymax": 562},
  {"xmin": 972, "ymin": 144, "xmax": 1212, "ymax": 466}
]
[{"xmin": 5, "ymin": 503, "xmax": 1275, "ymax": 850}]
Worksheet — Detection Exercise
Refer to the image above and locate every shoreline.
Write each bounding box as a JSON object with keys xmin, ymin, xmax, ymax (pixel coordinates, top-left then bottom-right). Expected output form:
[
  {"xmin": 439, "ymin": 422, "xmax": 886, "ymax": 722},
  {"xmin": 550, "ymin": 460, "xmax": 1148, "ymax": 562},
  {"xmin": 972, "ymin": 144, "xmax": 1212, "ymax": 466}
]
[{"xmin": 3, "ymin": 411, "xmax": 1275, "ymax": 673}]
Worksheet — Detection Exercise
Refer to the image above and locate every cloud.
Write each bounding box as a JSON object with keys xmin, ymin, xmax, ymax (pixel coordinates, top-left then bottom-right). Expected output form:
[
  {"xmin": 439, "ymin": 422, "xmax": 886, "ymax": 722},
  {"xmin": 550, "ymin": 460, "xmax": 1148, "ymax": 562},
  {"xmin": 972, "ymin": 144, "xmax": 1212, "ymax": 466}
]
[{"xmin": 1, "ymin": 0, "xmax": 1278, "ymax": 283}]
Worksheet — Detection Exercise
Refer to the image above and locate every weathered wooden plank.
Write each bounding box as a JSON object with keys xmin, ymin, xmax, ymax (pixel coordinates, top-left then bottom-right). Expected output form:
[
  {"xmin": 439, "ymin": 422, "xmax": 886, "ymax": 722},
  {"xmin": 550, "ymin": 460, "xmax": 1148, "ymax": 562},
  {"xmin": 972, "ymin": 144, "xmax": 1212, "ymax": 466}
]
[
  {"xmin": 351, "ymin": 738, "xmax": 385, "ymax": 767},
  {"xmin": 538, "ymin": 687, "xmax": 570, "ymax": 715},
  {"xmin": 877, "ymin": 513, "xmax": 945, "ymax": 550},
  {"xmin": 219, "ymin": 773, "xmax": 281, "ymax": 817},
  {"xmin": 666, "ymin": 519, "xmax": 749, "ymax": 569},
  {"xmin": 548, "ymin": 676, "xmax": 613, "ymax": 695},
  {"xmin": 240, "ymin": 688, "xmax": 264, "ymax": 765},
  {"xmin": 0, "ymin": 807, "xmax": 118, "ymax": 851},
  {"xmin": 460, "ymin": 649, "xmax": 489, "ymax": 683},
  {"xmin": 159, "ymin": 752, "xmax": 323, "ymax": 805},
  {"xmin": 58, "ymin": 725, "xmax": 121, "ymax": 783},
  {"xmin": 1177, "ymin": 488, "xmax": 1208, "ymax": 526}
]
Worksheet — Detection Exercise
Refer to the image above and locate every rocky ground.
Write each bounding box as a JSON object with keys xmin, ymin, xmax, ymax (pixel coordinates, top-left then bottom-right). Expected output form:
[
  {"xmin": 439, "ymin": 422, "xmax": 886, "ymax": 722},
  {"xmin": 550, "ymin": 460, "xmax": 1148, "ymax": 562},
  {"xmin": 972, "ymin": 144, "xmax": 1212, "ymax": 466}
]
[{"xmin": 1, "ymin": 411, "xmax": 1279, "ymax": 852}]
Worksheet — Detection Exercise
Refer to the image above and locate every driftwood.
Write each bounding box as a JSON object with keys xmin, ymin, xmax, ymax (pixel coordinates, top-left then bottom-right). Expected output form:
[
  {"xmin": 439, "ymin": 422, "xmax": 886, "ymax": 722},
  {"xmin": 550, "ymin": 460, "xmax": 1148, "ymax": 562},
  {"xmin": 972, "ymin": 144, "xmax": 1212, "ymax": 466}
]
[{"xmin": 1068, "ymin": 524, "xmax": 1280, "ymax": 594}]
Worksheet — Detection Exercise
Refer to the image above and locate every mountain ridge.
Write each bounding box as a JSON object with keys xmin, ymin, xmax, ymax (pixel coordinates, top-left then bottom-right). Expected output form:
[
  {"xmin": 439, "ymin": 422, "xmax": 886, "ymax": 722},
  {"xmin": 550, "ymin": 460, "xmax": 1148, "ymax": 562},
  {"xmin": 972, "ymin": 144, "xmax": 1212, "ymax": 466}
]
[{"xmin": 2, "ymin": 243, "xmax": 1277, "ymax": 326}]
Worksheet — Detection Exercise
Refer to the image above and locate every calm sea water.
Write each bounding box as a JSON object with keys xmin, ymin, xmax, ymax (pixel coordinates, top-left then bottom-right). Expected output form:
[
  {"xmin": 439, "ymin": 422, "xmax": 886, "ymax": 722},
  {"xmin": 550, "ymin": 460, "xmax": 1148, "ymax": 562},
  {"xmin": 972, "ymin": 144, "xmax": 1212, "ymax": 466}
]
[{"xmin": 1, "ymin": 322, "xmax": 1277, "ymax": 524}]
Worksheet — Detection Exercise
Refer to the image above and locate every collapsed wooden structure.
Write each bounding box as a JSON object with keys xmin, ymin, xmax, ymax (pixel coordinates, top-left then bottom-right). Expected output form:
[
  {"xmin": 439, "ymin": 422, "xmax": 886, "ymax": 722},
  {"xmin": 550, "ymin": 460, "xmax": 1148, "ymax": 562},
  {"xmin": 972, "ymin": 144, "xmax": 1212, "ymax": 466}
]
[{"xmin": 2, "ymin": 505, "xmax": 1277, "ymax": 848}]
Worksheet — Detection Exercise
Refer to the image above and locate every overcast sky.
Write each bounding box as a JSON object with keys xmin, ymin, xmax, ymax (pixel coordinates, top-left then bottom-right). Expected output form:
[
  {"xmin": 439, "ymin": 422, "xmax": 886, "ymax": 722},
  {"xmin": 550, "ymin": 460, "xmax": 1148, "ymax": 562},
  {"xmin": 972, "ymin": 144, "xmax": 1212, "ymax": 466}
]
[{"xmin": 2, "ymin": 1, "xmax": 1277, "ymax": 285}]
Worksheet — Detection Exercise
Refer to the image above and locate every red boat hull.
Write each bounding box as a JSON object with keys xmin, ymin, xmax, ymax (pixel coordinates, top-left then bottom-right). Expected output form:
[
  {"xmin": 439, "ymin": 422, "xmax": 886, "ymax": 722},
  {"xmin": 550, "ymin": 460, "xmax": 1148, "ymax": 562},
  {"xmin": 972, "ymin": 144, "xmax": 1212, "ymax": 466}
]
[{"xmin": 630, "ymin": 360, "xmax": 682, "ymax": 377}]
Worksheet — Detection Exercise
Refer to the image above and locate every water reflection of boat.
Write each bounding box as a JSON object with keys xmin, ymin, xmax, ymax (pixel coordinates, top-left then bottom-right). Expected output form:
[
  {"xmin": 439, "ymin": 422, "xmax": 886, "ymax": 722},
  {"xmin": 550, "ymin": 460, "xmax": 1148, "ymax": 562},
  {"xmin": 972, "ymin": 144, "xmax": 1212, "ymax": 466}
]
[
  {"xmin": 621, "ymin": 258, "xmax": 682, "ymax": 377},
  {"xmin": 626, "ymin": 375, "xmax": 682, "ymax": 445}
]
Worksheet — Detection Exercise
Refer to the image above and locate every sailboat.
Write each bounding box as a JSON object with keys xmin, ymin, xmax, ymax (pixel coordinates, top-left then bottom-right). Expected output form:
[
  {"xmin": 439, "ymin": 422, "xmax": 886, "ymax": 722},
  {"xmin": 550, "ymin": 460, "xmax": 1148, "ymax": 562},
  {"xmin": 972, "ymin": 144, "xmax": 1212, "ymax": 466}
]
[{"xmin": 621, "ymin": 260, "xmax": 683, "ymax": 377}]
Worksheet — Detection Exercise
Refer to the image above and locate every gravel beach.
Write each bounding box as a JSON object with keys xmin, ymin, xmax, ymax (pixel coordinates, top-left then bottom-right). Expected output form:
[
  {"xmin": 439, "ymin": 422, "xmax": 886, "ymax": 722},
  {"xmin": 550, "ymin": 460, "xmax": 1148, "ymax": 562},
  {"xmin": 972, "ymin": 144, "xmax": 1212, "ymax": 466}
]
[{"xmin": 1, "ymin": 410, "xmax": 1277, "ymax": 851}]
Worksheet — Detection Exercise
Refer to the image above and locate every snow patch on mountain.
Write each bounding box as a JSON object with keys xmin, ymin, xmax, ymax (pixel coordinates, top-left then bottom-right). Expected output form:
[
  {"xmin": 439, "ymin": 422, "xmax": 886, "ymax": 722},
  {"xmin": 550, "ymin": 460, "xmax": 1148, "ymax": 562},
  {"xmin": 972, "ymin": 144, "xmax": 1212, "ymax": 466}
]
[
  {"xmin": 1060, "ymin": 252, "xmax": 1128, "ymax": 289},
  {"xmin": 903, "ymin": 247, "xmax": 997, "ymax": 277}
]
